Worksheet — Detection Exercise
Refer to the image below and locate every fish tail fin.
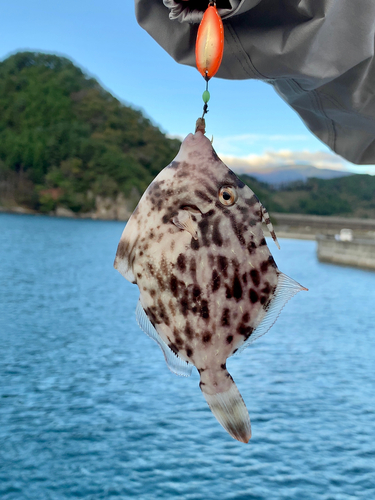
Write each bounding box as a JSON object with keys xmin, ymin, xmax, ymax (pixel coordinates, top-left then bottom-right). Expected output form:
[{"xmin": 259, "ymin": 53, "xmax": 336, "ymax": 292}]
[{"xmin": 200, "ymin": 370, "xmax": 251, "ymax": 443}]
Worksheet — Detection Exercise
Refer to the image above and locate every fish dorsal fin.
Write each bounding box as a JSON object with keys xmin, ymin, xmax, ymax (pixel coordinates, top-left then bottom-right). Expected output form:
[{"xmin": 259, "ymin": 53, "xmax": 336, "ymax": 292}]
[
  {"xmin": 135, "ymin": 299, "xmax": 193, "ymax": 377},
  {"xmin": 235, "ymin": 272, "xmax": 307, "ymax": 355},
  {"xmin": 260, "ymin": 203, "xmax": 280, "ymax": 250},
  {"xmin": 171, "ymin": 210, "xmax": 198, "ymax": 239}
]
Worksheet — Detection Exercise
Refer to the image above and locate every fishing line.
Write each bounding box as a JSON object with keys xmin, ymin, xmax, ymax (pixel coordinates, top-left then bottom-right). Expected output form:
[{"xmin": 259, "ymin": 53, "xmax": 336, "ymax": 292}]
[{"xmin": 195, "ymin": 1, "xmax": 224, "ymax": 133}]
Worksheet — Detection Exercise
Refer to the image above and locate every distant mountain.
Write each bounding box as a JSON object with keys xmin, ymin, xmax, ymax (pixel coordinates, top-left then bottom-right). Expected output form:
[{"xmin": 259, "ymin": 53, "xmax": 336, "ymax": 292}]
[{"xmin": 236, "ymin": 164, "xmax": 353, "ymax": 187}]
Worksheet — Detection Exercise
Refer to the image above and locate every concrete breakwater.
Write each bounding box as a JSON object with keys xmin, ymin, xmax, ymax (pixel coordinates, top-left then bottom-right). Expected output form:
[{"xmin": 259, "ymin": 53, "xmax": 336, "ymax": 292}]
[
  {"xmin": 272, "ymin": 213, "xmax": 375, "ymax": 240},
  {"xmin": 316, "ymin": 234, "xmax": 375, "ymax": 270}
]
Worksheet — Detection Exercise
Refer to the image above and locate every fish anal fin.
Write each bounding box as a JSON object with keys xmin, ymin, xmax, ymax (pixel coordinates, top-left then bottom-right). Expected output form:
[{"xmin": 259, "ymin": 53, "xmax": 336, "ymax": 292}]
[
  {"xmin": 235, "ymin": 272, "xmax": 307, "ymax": 355},
  {"xmin": 135, "ymin": 299, "xmax": 193, "ymax": 377}
]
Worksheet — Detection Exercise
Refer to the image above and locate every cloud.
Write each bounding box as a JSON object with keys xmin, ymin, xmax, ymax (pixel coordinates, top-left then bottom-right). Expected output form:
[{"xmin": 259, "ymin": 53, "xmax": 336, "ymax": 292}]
[
  {"xmin": 213, "ymin": 133, "xmax": 310, "ymax": 156},
  {"xmin": 220, "ymin": 150, "xmax": 351, "ymax": 173}
]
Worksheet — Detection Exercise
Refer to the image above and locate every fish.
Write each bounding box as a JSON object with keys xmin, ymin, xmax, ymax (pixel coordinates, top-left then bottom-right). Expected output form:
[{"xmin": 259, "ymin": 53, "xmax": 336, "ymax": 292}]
[{"xmin": 114, "ymin": 130, "xmax": 307, "ymax": 443}]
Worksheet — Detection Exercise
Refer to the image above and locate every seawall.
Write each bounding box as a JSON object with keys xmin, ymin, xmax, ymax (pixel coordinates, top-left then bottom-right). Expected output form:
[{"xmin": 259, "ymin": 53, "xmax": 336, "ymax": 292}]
[{"xmin": 316, "ymin": 235, "xmax": 375, "ymax": 270}]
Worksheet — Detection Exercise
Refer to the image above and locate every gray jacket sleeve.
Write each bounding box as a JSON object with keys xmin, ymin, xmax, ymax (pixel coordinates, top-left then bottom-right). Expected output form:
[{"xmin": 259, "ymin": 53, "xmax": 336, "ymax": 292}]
[{"xmin": 135, "ymin": 0, "xmax": 375, "ymax": 165}]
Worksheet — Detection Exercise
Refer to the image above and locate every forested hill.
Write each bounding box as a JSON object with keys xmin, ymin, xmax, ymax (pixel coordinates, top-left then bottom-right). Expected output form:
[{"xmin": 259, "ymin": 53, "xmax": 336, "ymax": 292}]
[
  {"xmin": 0, "ymin": 52, "xmax": 180, "ymax": 213},
  {"xmin": 240, "ymin": 173, "xmax": 375, "ymax": 219}
]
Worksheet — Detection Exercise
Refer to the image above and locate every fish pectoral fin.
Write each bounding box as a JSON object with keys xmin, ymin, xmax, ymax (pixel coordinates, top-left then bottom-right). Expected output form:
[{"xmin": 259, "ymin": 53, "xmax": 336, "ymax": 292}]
[
  {"xmin": 171, "ymin": 210, "xmax": 198, "ymax": 240},
  {"xmin": 135, "ymin": 299, "xmax": 193, "ymax": 377},
  {"xmin": 235, "ymin": 272, "xmax": 308, "ymax": 355}
]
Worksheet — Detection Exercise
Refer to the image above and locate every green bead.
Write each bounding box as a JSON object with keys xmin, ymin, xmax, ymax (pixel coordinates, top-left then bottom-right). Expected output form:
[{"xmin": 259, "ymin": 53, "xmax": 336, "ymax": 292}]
[{"xmin": 202, "ymin": 90, "xmax": 210, "ymax": 103}]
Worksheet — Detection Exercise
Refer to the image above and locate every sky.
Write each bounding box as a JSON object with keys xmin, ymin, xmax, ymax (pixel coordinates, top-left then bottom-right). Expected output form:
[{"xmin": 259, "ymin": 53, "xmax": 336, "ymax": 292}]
[{"xmin": 1, "ymin": 0, "xmax": 374, "ymax": 175}]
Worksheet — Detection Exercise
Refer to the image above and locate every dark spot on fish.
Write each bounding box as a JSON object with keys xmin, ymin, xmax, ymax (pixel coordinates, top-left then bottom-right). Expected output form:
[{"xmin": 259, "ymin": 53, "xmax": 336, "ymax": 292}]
[
  {"xmin": 174, "ymin": 329, "xmax": 184, "ymax": 347},
  {"xmin": 260, "ymin": 260, "xmax": 269, "ymax": 273},
  {"xmin": 147, "ymin": 263, "xmax": 154, "ymax": 276},
  {"xmin": 262, "ymin": 282, "xmax": 271, "ymax": 294},
  {"xmin": 177, "ymin": 253, "xmax": 186, "ymax": 272},
  {"xmin": 225, "ymin": 286, "xmax": 232, "ymax": 299},
  {"xmin": 158, "ymin": 299, "xmax": 169, "ymax": 326},
  {"xmin": 192, "ymin": 285, "xmax": 201, "ymax": 300},
  {"xmin": 156, "ymin": 274, "xmax": 165, "ymax": 291},
  {"xmin": 195, "ymin": 190, "xmax": 212, "ymax": 204},
  {"xmin": 236, "ymin": 205, "xmax": 249, "ymax": 215},
  {"xmin": 212, "ymin": 218, "xmax": 223, "ymax": 247},
  {"xmin": 233, "ymin": 274, "xmax": 243, "ymax": 301},
  {"xmin": 221, "ymin": 308, "xmax": 230, "ymax": 326},
  {"xmin": 226, "ymin": 335, "xmax": 233, "ymax": 344},
  {"xmin": 190, "ymin": 258, "xmax": 197, "ymax": 278},
  {"xmin": 169, "ymin": 343, "xmax": 179, "ymax": 355},
  {"xmin": 139, "ymin": 251, "xmax": 143, "ymax": 256},
  {"xmin": 116, "ymin": 240, "xmax": 128, "ymax": 259},
  {"xmin": 202, "ymin": 332, "xmax": 212, "ymax": 343},
  {"xmin": 233, "ymin": 348, "xmax": 238, "ymax": 354},
  {"xmin": 186, "ymin": 347, "xmax": 193, "ymax": 358},
  {"xmin": 250, "ymin": 269, "xmax": 260, "ymax": 287},
  {"xmin": 180, "ymin": 293, "xmax": 189, "ymax": 316},
  {"xmin": 242, "ymin": 312, "xmax": 250, "ymax": 322},
  {"xmin": 185, "ymin": 322, "xmax": 194, "ymax": 340},
  {"xmin": 218, "ymin": 255, "xmax": 228, "ymax": 276},
  {"xmin": 237, "ymin": 324, "xmax": 254, "ymax": 339},
  {"xmin": 260, "ymin": 296, "xmax": 267, "ymax": 305},
  {"xmin": 191, "ymin": 238, "xmax": 200, "ymax": 251},
  {"xmin": 146, "ymin": 307, "xmax": 159, "ymax": 325},
  {"xmin": 245, "ymin": 194, "xmax": 258, "ymax": 207},
  {"xmin": 200, "ymin": 300, "xmax": 209, "ymax": 320},
  {"xmin": 260, "ymin": 238, "xmax": 267, "ymax": 246},
  {"xmin": 235, "ymin": 178, "xmax": 245, "ymax": 188},
  {"xmin": 249, "ymin": 289, "xmax": 259, "ymax": 303},
  {"xmin": 170, "ymin": 274, "xmax": 178, "ymax": 294},
  {"xmin": 212, "ymin": 269, "xmax": 220, "ymax": 292},
  {"xmin": 198, "ymin": 218, "xmax": 210, "ymax": 246},
  {"xmin": 221, "ymin": 363, "xmax": 226, "ymax": 370},
  {"xmin": 229, "ymin": 215, "xmax": 246, "ymax": 246},
  {"xmin": 242, "ymin": 273, "xmax": 248, "ymax": 284},
  {"xmin": 162, "ymin": 214, "xmax": 170, "ymax": 224},
  {"xmin": 137, "ymin": 273, "xmax": 142, "ymax": 279},
  {"xmin": 150, "ymin": 289, "xmax": 156, "ymax": 297},
  {"xmin": 247, "ymin": 241, "xmax": 256, "ymax": 254}
]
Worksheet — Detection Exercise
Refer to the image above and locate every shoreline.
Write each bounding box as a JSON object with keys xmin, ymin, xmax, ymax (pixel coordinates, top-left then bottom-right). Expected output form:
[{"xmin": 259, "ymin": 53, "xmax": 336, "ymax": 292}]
[{"xmin": 1, "ymin": 206, "xmax": 375, "ymax": 242}]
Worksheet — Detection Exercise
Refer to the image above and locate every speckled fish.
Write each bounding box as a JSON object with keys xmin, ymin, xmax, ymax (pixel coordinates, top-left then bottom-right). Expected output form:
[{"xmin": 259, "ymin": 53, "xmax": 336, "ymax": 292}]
[{"xmin": 114, "ymin": 131, "xmax": 307, "ymax": 443}]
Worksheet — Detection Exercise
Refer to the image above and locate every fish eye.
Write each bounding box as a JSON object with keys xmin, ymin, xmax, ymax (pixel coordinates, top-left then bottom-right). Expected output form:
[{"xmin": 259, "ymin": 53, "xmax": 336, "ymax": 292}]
[{"xmin": 218, "ymin": 186, "xmax": 238, "ymax": 206}]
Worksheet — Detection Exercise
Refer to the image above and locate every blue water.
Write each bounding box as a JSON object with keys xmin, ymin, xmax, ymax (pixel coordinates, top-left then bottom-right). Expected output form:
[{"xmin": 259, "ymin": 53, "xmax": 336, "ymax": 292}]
[{"xmin": 1, "ymin": 213, "xmax": 375, "ymax": 500}]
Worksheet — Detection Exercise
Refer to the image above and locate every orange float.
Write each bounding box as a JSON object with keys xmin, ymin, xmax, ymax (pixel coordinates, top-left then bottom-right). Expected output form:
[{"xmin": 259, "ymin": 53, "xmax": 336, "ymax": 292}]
[{"xmin": 195, "ymin": 3, "xmax": 224, "ymax": 80}]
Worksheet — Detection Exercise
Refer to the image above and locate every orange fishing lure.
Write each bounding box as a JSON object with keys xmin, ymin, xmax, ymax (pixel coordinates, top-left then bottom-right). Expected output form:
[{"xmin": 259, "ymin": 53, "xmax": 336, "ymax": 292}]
[{"xmin": 195, "ymin": 3, "xmax": 224, "ymax": 80}]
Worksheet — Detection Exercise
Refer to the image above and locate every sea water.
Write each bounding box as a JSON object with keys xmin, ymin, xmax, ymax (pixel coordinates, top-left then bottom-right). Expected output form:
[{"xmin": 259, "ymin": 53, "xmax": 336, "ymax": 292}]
[{"xmin": 1, "ymin": 213, "xmax": 374, "ymax": 500}]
